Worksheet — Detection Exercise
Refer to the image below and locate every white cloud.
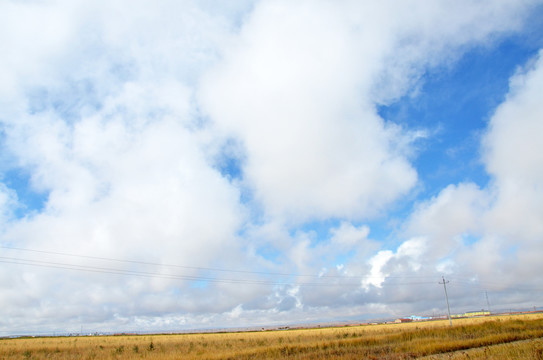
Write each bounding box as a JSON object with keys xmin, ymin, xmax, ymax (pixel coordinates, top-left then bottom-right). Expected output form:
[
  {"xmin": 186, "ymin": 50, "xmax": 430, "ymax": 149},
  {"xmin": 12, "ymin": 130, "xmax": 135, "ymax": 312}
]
[
  {"xmin": 364, "ymin": 250, "xmax": 394, "ymax": 289},
  {"xmin": 199, "ymin": 0, "xmax": 537, "ymax": 224},
  {"xmin": 383, "ymin": 50, "xmax": 543, "ymax": 296},
  {"xmin": 0, "ymin": 0, "xmax": 542, "ymax": 334},
  {"xmin": 330, "ymin": 222, "xmax": 370, "ymax": 248},
  {"xmin": 462, "ymin": 53, "xmax": 543, "ymax": 289},
  {"xmin": 199, "ymin": 1, "xmax": 419, "ymax": 223},
  {"xmin": 0, "ymin": 1, "xmax": 76, "ymax": 101},
  {"xmin": 0, "ymin": 0, "xmax": 252, "ymax": 333},
  {"xmin": 483, "ymin": 51, "xmax": 543, "ymax": 242},
  {"xmin": 0, "ymin": 184, "xmax": 17, "ymax": 228},
  {"xmin": 476, "ymin": 50, "xmax": 543, "ymax": 283},
  {"xmin": 363, "ymin": 236, "xmax": 427, "ymax": 289},
  {"xmin": 405, "ymin": 183, "xmax": 490, "ymax": 260}
]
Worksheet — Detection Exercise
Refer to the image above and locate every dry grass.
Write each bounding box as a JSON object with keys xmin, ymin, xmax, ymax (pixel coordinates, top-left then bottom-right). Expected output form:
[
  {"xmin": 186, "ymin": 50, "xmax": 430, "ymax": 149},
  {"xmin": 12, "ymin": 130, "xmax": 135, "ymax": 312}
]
[
  {"xmin": 1, "ymin": 313, "xmax": 542, "ymax": 359},
  {"xmin": 421, "ymin": 338, "xmax": 543, "ymax": 359}
]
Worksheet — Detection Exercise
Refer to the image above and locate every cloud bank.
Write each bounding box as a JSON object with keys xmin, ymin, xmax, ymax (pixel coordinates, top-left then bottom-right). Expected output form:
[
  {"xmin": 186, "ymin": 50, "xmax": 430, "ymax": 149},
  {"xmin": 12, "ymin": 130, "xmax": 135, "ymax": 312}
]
[{"xmin": 1, "ymin": 0, "xmax": 542, "ymax": 334}]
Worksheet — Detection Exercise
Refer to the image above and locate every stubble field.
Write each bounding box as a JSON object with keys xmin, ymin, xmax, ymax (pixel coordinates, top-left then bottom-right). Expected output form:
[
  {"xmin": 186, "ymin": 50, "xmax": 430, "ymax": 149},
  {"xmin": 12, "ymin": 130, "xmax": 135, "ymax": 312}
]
[{"xmin": 1, "ymin": 313, "xmax": 543, "ymax": 359}]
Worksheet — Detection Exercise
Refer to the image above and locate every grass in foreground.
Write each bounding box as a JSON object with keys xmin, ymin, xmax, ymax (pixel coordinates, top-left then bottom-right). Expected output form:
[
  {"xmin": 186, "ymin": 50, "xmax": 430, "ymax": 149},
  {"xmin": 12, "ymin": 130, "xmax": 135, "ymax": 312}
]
[
  {"xmin": 422, "ymin": 337, "xmax": 543, "ymax": 359},
  {"xmin": 1, "ymin": 314, "xmax": 543, "ymax": 359}
]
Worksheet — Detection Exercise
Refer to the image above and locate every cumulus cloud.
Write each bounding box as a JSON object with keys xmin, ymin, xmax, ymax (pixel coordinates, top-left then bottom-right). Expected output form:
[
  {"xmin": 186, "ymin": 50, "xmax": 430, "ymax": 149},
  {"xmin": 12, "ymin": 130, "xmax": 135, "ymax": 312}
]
[
  {"xmin": 199, "ymin": 0, "xmax": 537, "ymax": 224},
  {"xmin": 380, "ymin": 51, "xmax": 543, "ymax": 306},
  {"xmin": 0, "ymin": 0, "xmax": 542, "ymax": 334},
  {"xmin": 0, "ymin": 0, "xmax": 251, "ymax": 333},
  {"xmin": 483, "ymin": 51, "xmax": 543, "ymax": 241},
  {"xmin": 404, "ymin": 183, "xmax": 490, "ymax": 260},
  {"xmin": 477, "ymin": 51, "xmax": 543, "ymax": 282},
  {"xmin": 0, "ymin": 101, "xmax": 249, "ymax": 333},
  {"xmin": 0, "ymin": 184, "xmax": 17, "ymax": 230}
]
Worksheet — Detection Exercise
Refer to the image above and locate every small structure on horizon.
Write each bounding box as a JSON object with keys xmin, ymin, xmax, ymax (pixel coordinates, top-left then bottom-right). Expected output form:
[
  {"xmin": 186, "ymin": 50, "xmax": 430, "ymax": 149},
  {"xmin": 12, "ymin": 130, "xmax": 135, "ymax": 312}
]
[{"xmin": 452, "ymin": 310, "xmax": 490, "ymax": 318}]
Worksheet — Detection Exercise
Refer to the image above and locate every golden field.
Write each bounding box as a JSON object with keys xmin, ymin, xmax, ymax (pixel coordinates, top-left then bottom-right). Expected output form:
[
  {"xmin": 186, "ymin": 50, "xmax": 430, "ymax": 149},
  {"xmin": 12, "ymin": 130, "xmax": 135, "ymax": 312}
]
[{"xmin": 1, "ymin": 313, "xmax": 543, "ymax": 359}]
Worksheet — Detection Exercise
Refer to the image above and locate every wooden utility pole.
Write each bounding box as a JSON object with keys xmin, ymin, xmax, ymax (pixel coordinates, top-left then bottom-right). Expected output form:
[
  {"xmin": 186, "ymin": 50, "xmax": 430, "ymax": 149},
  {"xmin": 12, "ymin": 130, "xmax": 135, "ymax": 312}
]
[{"xmin": 439, "ymin": 276, "xmax": 452, "ymax": 326}]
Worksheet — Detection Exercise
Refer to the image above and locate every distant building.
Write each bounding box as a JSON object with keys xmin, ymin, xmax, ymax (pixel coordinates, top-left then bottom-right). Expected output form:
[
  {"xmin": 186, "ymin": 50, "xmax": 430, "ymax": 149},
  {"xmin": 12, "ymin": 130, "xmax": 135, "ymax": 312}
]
[
  {"xmin": 451, "ymin": 310, "xmax": 490, "ymax": 318},
  {"xmin": 464, "ymin": 310, "xmax": 490, "ymax": 317}
]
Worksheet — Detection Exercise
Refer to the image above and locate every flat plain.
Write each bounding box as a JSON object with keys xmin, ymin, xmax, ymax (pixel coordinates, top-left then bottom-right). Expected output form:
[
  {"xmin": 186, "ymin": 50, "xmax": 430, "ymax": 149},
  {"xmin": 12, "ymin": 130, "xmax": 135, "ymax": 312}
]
[{"xmin": 1, "ymin": 313, "xmax": 542, "ymax": 359}]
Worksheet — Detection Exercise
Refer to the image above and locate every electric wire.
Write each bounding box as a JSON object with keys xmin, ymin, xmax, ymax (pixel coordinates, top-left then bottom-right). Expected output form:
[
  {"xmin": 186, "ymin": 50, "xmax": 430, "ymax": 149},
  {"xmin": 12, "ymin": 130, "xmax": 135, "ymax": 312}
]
[
  {"xmin": 0, "ymin": 256, "xmax": 439, "ymax": 287},
  {"xmin": 1, "ymin": 246, "xmax": 539, "ymax": 291},
  {"xmin": 0, "ymin": 245, "xmax": 438, "ymax": 280},
  {"xmin": 0, "ymin": 251, "xmax": 439, "ymax": 288}
]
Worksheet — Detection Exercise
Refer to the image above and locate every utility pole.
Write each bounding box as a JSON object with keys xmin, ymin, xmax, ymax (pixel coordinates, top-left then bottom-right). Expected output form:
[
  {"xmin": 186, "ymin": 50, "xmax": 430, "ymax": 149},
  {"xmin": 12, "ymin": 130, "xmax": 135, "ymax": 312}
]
[{"xmin": 439, "ymin": 276, "xmax": 452, "ymax": 326}]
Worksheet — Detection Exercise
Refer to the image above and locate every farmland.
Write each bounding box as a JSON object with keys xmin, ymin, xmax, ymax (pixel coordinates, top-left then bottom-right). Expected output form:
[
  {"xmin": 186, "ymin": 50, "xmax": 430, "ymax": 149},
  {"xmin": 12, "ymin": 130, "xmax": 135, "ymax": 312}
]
[{"xmin": 1, "ymin": 314, "xmax": 542, "ymax": 359}]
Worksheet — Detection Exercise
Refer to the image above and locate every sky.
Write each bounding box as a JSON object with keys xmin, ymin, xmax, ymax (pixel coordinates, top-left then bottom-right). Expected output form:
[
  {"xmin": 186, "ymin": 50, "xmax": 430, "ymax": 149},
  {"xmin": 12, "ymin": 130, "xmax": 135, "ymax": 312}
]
[{"xmin": 1, "ymin": 0, "xmax": 543, "ymax": 335}]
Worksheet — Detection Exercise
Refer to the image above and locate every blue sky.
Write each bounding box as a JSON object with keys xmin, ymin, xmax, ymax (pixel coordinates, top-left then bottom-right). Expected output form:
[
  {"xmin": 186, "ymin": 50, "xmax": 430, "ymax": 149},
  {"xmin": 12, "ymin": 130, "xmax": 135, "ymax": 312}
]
[
  {"xmin": 371, "ymin": 35, "xmax": 543, "ymax": 245},
  {"xmin": 382, "ymin": 35, "xmax": 540, "ymax": 191},
  {"xmin": 1, "ymin": 0, "xmax": 543, "ymax": 335}
]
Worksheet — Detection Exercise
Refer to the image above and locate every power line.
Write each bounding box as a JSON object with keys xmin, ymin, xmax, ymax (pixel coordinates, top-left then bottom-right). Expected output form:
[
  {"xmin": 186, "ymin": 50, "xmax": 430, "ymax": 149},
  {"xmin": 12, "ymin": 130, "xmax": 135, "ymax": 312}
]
[
  {"xmin": 0, "ymin": 245, "xmax": 438, "ymax": 280},
  {"xmin": 0, "ymin": 256, "xmax": 280, "ymax": 285},
  {"xmin": 1, "ymin": 245, "xmax": 282, "ymax": 275},
  {"xmin": 0, "ymin": 257, "xmax": 436, "ymax": 287},
  {"xmin": 448, "ymin": 278, "xmax": 539, "ymax": 293},
  {"xmin": 0, "ymin": 253, "xmax": 437, "ymax": 288},
  {"xmin": 6, "ymin": 246, "xmax": 536, "ymax": 292}
]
